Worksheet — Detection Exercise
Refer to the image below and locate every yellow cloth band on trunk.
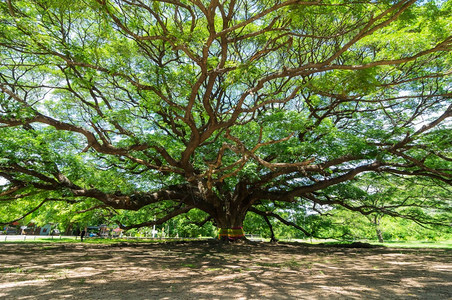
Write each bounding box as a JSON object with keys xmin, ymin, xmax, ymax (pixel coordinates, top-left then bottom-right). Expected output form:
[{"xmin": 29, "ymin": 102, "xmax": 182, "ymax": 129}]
[{"xmin": 218, "ymin": 227, "xmax": 245, "ymax": 239}]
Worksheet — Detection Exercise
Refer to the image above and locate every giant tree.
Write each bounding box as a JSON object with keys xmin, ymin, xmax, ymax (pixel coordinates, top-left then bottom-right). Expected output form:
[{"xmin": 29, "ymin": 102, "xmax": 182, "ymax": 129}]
[{"xmin": 0, "ymin": 0, "xmax": 451, "ymax": 240}]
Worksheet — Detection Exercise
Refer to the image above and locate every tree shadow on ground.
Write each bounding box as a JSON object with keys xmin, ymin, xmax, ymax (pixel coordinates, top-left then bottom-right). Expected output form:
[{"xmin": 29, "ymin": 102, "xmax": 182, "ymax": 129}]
[{"xmin": 0, "ymin": 241, "xmax": 451, "ymax": 299}]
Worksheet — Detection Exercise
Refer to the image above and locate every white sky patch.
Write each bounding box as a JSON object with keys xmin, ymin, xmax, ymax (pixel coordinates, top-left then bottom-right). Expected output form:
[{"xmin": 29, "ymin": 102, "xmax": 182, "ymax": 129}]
[
  {"xmin": 397, "ymin": 90, "xmax": 450, "ymax": 131},
  {"xmin": 0, "ymin": 176, "xmax": 9, "ymax": 186},
  {"xmin": 413, "ymin": 110, "xmax": 449, "ymax": 131},
  {"xmin": 398, "ymin": 90, "xmax": 412, "ymax": 97}
]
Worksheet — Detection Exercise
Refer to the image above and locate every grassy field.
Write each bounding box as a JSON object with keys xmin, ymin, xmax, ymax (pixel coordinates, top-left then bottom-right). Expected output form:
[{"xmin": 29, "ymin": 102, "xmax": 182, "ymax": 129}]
[
  {"xmin": 1, "ymin": 235, "xmax": 452, "ymax": 249},
  {"xmin": 374, "ymin": 240, "xmax": 452, "ymax": 249}
]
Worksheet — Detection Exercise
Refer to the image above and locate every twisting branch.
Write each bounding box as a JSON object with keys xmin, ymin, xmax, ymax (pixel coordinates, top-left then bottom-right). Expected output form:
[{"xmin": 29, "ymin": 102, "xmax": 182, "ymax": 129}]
[
  {"xmin": 249, "ymin": 207, "xmax": 313, "ymax": 237},
  {"xmin": 0, "ymin": 199, "xmax": 49, "ymax": 226},
  {"xmin": 75, "ymin": 205, "xmax": 109, "ymax": 214},
  {"xmin": 263, "ymin": 214, "xmax": 278, "ymax": 243},
  {"xmin": 118, "ymin": 205, "xmax": 195, "ymax": 230}
]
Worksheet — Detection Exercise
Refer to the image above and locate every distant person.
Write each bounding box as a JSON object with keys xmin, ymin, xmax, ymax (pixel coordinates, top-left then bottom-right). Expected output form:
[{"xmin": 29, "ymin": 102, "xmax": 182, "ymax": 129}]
[{"xmin": 81, "ymin": 228, "xmax": 86, "ymax": 242}]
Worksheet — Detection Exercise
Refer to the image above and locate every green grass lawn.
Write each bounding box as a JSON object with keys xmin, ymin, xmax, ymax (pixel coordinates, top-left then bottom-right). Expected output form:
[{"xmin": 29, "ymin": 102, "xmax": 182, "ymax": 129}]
[
  {"xmin": 0, "ymin": 236, "xmax": 79, "ymax": 243},
  {"xmin": 2, "ymin": 236, "xmax": 452, "ymax": 249},
  {"xmin": 375, "ymin": 240, "xmax": 452, "ymax": 249},
  {"xmin": 281, "ymin": 238, "xmax": 452, "ymax": 249},
  {"xmin": 0, "ymin": 236, "xmax": 209, "ymax": 244}
]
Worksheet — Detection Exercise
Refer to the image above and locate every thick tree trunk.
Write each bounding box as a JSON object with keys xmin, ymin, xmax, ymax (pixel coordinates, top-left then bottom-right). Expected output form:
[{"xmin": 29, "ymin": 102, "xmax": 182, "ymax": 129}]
[
  {"xmin": 374, "ymin": 216, "xmax": 384, "ymax": 243},
  {"xmin": 215, "ymin": 217, "xmax": 246, "ymax": 241},
  {"xmin": 213, "ymin": 206, "xmax": 248, "ymax": 241},
  {"xmin": 195, "ymin": 182, "xmax": 254, "ymax": 241},
  {"xmin": 376, "ymin": 227, "xmax": 384, "ymax": 243}
]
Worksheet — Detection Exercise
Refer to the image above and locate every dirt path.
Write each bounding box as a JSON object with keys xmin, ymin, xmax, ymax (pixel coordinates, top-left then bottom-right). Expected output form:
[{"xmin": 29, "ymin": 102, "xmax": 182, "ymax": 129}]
[{"xmin": 0, "ymin": 241, "xmax": 451, "ymax": 299}]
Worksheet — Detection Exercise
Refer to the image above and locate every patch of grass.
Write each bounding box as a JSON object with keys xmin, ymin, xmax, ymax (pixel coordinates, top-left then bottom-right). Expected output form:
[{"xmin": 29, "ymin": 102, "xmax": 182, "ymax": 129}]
[
  {"xmin": 255, "ymin": 262, "xmax": 280, "ymax": 268},
  {"xmin": 0, "ymin": 236, "xmax": 212, "ymax": 245},
  {"xmin": 282, "ymin": 259, "xmax": 302, "ymax": 269},
  {"xmin": 0, "ymin": 267, "xmax": 15, "ymax": 273},
  {"xmin": 0, "ymin": 238, "xmax": 79, "ymax": 244},
  {"xmin": 0, "ymin": 268, "xmax": 13, "ymax": 273},
  {"xmin": 40, "ymin": 238, "xmax": 79, "ymax": 243},
  {"xmin": 181, "ymin": 263, "xmax": 197, "ymax": 269},
  {"xmin": 82, "ymin": 237, "xmax": 210, "ymax": 245},
  {"xmin": 0, "ymin": 267, "xmax": 31, "ymax": 274},
  {"xmin": 282, "ymin": 239, "xmax": 452, "ymax": 249},
  {"xmin": 80, "ymin": 256, "xmax": 97, "ymax": 261},
  {"xmin": 40, "ymin": 246, "xmax": 61, "ymax": 250},
  {"xmin": 376, "ymin": 240, "xmax": 452, "ymax": 249},
  {"xmin": 14, "ymin": 267, "xmax": 26, "ymax": 273}
]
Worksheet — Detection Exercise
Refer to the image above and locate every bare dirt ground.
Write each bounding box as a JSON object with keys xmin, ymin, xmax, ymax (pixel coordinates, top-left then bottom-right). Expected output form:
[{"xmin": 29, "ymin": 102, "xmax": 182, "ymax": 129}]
[{"xmin": 0, "ymin": 241, "xmax": 451, "ymax": 300}]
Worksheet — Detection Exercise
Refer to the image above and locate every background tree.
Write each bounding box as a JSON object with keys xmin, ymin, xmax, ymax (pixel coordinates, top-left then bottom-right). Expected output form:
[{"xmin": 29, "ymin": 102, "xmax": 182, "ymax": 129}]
[{"xmin": 0, "ymin": 0, "xmax": 451, "ymax": 240}]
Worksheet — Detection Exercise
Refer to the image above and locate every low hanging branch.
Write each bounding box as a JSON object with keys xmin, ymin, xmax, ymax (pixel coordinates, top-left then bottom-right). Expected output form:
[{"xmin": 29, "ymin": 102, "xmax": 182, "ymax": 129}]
[
  {"xmin": 75, "ymin": 205, "xmax": 109, "ymax": 214},
  {"xmin": 0, "ymin": 197, "xmax": 83, "ymax": 226},
  {"xmin": 190, "ymin": 215, "xmax": 213, "ymax": 228},
  {"xmin": 249, "ymin": 207, "xmax": 313, "ymax": 238},
  {"xmin": 118, "ymin": 205, "xmax": 195, "ymax": 230},
  {"xmin": 263, "ymin": 214, "xmax": 278, "ymax": 243},
  {"xmin": 0, "ymin": 198, "xmax": 49, "ymax": 226}
]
